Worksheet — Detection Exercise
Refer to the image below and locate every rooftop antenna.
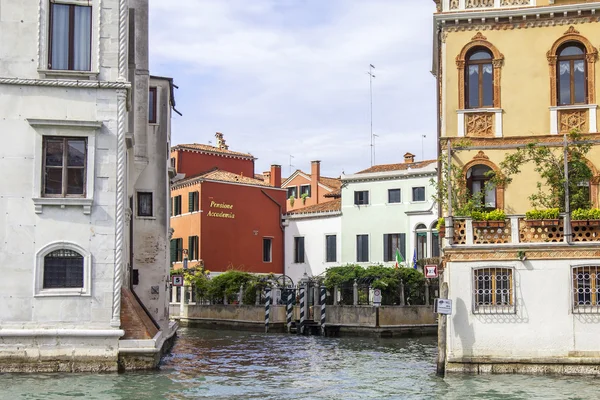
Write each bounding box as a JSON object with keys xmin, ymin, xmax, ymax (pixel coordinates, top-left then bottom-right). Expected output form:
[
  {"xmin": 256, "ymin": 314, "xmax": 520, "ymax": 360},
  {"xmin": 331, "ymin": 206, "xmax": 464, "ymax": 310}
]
[
  {"xmin": 289, "ymin": 154, "xmax": 294, "ymax": 176},
  {"xmin": 373, "ymin": 134, "xmax": 379, "ymax": 165},
  {"xmin": 421, "ymin": 135, "xmax": 426, "ymax": 160},
  {"xmin": 367, "ymin": 64, "xmax": 376, "ymax": 166}
]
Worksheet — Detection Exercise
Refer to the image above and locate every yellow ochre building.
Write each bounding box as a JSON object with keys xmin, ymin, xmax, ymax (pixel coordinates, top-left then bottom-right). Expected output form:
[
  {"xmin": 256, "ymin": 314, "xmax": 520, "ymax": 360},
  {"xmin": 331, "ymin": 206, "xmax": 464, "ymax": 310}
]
[{"xmin": 433, "ymin": 0, "xmax": 600, "ymax": 375}]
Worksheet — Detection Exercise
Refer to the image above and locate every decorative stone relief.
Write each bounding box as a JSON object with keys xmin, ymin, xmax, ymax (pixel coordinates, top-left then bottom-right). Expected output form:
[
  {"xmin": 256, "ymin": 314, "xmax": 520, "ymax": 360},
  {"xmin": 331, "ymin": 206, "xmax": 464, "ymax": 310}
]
[
  {"xmin": 500, "ymin": 0, "xmax": 531, "ymax": 5},
  {"xmin": 449, "ymin": 0, "xmax": 459, "ymax": 9},
  {"xmin": 466, "ymin": 0, "xmax": 494, "ymax": 8},
  {"xmin": 559, "ymin": 109, "xmax": 588, "ymax": 133},
  {"xmin": 466, "ymin": 113, "xmax": 494, "ymax": 137}
]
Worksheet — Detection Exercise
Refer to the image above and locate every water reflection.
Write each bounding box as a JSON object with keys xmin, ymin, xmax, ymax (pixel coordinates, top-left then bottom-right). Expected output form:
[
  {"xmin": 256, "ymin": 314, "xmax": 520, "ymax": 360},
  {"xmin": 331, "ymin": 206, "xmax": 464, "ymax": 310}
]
[{"xmin": 0, "ymin": 328, "xmax": 598, "ymax": 399}]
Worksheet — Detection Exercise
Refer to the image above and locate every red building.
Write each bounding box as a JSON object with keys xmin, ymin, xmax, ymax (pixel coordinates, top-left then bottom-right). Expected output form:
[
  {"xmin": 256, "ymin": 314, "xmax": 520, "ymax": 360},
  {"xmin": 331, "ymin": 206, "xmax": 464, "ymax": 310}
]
[{"xmin": 170, "ymin": 133, "xmax": 286, "ymax": 274}]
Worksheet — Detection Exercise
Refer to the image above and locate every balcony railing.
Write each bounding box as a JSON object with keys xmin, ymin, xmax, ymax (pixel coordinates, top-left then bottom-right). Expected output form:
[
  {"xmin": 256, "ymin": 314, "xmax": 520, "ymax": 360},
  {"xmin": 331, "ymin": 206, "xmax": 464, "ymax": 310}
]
[
  {"xmin": 445, "ymin": 214, "xmax": 600, "ymax": 246},
  {"xmin": 443, "ymin": 0, "xmax": 535, "ymax": 12}
]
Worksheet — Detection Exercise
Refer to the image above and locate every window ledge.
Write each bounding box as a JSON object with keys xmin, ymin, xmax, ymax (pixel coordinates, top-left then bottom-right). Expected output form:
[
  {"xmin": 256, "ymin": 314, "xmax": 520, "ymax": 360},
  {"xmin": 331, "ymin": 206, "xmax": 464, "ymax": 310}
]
[
  {"xmin": 549, "ymin": 104, "xmax": 598, "ymax": 111},
  {"xmin": 38, "ymin": 69, "xmax": 99, "ymax": 80},
  {"xmin": 35, "ymin": 288, "xmax": 91, "ymax": 297},
  {"xmin": 27, "ymin": 118, "xmax": 103, "ymax": 130},
  {"xmin": 457, "ymin": 108, "xmax": 502, "ymax": 114},
  {"xmin": 136, "ymin": 216, "xmax": 156, "ymax": 220},
  {"xmin": 33, "ymin": 198, "xmax": 93, "ymax": 215}
]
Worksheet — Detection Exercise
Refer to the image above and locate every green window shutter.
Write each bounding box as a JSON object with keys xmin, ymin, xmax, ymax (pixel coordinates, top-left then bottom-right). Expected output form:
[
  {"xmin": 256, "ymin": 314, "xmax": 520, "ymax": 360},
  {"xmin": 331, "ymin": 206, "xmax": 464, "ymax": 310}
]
[
  {"xmin": 188, "ymin": 192, "xmax": 194, "ymax": 212},
  {"xmin": 170, "ymin": 239, "xmax": 176, "ymax": 263},
  {"xmin": 188, "ymin": 236, "xmax": 193, "ymax": 259}
]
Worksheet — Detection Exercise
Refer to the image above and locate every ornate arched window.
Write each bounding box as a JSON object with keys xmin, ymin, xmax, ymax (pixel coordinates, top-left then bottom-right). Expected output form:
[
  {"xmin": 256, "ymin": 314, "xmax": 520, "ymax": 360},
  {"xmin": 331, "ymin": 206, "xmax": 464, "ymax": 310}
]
[
  {"xmin": 467, "ymin": 164, "xmax": 496, "ymax": 209},
  {"xmin": 415, "ymin": 223, "xmax": 428, "ymax": 261},
  {"xmin": 466, "ymin": 48, "xmax": 494, "ymax": 109},
  {"xmin": 35, "ymin": 242, "xmax": 91, "ymax": 296},
  {"xmin": 557, "ymin": 43, "xmax": 587, "ymax": 106}
]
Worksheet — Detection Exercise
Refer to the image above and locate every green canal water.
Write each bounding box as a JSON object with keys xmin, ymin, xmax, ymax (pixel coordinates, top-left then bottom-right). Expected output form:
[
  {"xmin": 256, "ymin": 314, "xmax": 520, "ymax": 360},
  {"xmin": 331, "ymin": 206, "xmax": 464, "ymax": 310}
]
[{"xmin": 0, "ymin": 327, "xmax": 598, "ymax": 399}]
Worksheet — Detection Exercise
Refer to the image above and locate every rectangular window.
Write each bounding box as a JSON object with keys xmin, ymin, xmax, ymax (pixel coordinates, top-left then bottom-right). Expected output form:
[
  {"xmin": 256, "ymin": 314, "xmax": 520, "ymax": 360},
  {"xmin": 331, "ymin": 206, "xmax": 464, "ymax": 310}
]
[
  {"xmin": 149, "ymin": 87, "xmax": 157, "ymax": 123},
  {"xmin": 412, "ymin": 187, "xmax": 425, "ymax": 202},
  {"xmin": 325, "ymin": 235, "xmax": 337, "ymax": 263},
  {"xmin": 300, "ymin": 184, "xmax": 311, "ymax": 198},
  {"xmin": 188, "ymin": 236, "xmax": 199, "ymax": 260},
  {"xmin": 137, "ymin": 192, "xmax": 153, "ymax": 217},
  {"xmin": 188, "ymin": 191, "xmax": 199, "ymax": 212},
  {"xmin": 170, "ymin": 238, "xmax": 183, "ymax": 263},
  {"xmin": 572, "ymin": 266, "xmax": 600, "ymax": 313},
  {"xmin": 388, "ymin": 189, "xmax": 401, "ymax": 203},
  {"xmin": 49, "ymin": 3, "xmax": 92, "ymax": 71},
  {"xmin": 356, "ymin": 234, "xmax": 369, "ymax": 262},
  {"xmin": 473, "ymin": 267, "xmax": 514, "ymax": 314},
  {"xmin": 383, "ymin": 233, "xmax": 405, "ymax": 262},
  {"xmin": 287, "ymin": 186, "xmax": 298, "ymax": 199},
  {"xmin": 173, "ymin": 195, "xmax": 182, "ymax": 215},
  {"xmin": 263, "ymin": 238, "xmax": 272, "ymax": 263},
  {"xmin": 43, "ymin": 137, "xmax": 86, "ymax": 197},
  {"xmin": 431, "ymin": 232, "xmax": 440, "ymax": 258},
  {"xmin": 294, "ymin": 237, "xmax": 305, "ymax": 263},
  {"xmin": 354, "ymin": 191, "xmax": 369, "ymax": 205}
]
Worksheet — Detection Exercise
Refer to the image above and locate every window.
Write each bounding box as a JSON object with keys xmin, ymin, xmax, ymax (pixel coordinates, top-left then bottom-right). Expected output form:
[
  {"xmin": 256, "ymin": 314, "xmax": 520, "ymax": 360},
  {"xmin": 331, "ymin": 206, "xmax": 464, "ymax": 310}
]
[
  {"xmin": 388, "ymin": 189, "xmax": 401, "ymax": 204},
  {"xmin": 294, "ymin": 237, "xmax": 305, "ymax": 263},
  {"xmin": 48, "ymin": 3, "xmax": 92, "ymax": 71},
  {"xmin": 356, "ymin": 234, "xmax": 369, "ymax": 262},
  {"xmin": 384, "ymin": 233, "xmax": 405, "ymax": 262},
  {"xmin": 472, "ymin": 267, "xmax": 514, "ymax": 314},
  {"xmin": 173, "ymin": 195, "xmax": 182, "ymax": 216},
  {"xmin": 43, "ymin": 249, "xmax": 84, "ymax": 289},
  {"xmin": 188, "ymin": 236, "xmax": 199, "ymax": 260},
  {"xmin": 415, "ymin": 224, "xmax": 427, "ymax": 260},
  {"xmin": 263, "ymin": 238, "xmax": 272, "ymax": 263},
  {"xmin": 557, "ymin": 43, "xmax": 587, "ymax": 105},
  {"xmin": 287, "ymin": 186, "xmax": 298, "ymax": 199},
  {"xmin": 149, "ymin": 87, "xmax": 157, "ymax": 123},
  {"xmin": 467, "ymin": 165, "xmax": 495, "ymax": 209},
  {"xmin": 465, "ymin": 48, "xmax": 493, "ymax": 109},
  {"xmin": 572, "ymin": 266, "xmax": 600, "ymax": 313},
  {"xmin": 170, "ymin": 238, "xmax": 183, "ymax": 263},
  {"xmin": 412, "ymin": 187, "xmax": 425, "ymax": 202},
  {"xmin": 325, "ymin": 235, "xmax": 337, "ymax": 263},
  {"xmin": 300, "ymin": 184, "xmax": 311, "ymax": 198},
  {"xmin": 354, "ymin": 191, "xmax": 369, "ymax": 205},
  {"xmin": 431, "ymin": 231, "xmax": 440, "ymax": 258},
  {"xmin": 137, "ymin": 192, "xmax": 153, "ymax": 217},
  {"xmin": 188, "ymin": 191, "xmax": 199, "ymax": 212},
  {"xmin": 43, "ymin": 137, "xmax": 86, "ymax": 197}
]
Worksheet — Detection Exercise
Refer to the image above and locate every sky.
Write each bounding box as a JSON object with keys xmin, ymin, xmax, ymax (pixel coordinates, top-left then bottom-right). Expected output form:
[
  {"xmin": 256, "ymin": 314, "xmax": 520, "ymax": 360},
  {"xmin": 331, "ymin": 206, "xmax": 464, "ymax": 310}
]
[{"xmin": 149, "ymin": 0, "xmax": 437, "ymax": 179}]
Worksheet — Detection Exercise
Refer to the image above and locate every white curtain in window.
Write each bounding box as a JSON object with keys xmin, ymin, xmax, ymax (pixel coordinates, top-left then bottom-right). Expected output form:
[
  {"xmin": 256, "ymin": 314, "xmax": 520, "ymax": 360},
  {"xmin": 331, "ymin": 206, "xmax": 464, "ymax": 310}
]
[
  {"xmin": 574, "ymin": 60, "xmax": 585, "ymax": 73},
  {"xmin": 51, "ymin": 4, "xmax": 69, "ymax": 70},
  {"xmin": 485, "ymin": 184, "xmax": 496, "ymax": 207},
  {"xmin": 560, "ymin": 62, "xmax": 570, "ymax": 75},
  {"xmin": 482, "ymin": 64, "xmax": 493, "ymax": 74},
  {"xmin": 468, "ymin": 65, "xmax": 478, "ymax": 75},
  {"xmin": 73, "ymin": 6, "xmax": 92, "ymax": 71}
]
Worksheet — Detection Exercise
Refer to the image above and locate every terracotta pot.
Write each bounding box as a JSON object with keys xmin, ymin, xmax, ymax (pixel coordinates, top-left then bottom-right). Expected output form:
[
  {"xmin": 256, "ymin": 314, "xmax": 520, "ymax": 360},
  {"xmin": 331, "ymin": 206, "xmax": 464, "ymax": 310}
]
[
  {"xmin": 438, "ymin": 226, "xmax": 445, "ymax": 238},
  {"xmin": 572, "ymin": 219, "xmax": 600, "ymax": 227},
  {"xmin": 473, "ymin": 220, "xmax": 505, "ymax": 229}
]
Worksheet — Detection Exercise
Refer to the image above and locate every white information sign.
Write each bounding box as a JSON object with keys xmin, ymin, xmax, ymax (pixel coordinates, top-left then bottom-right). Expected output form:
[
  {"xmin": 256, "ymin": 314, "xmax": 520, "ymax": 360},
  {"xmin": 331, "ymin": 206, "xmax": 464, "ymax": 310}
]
[
  {"xmin": 172, "ymin": 275, "xmax": 184, "ymax": 287},
  {"xmin": 373, "ymin": 288, "xmax": 382, "ymax": 305},
  {"xmin": 425, "ymin": 265, "xmax": 438, "ymax": 279},
  {"xmin": 434, "ymin": 298, "xmax": 452, "ymax": 315}
]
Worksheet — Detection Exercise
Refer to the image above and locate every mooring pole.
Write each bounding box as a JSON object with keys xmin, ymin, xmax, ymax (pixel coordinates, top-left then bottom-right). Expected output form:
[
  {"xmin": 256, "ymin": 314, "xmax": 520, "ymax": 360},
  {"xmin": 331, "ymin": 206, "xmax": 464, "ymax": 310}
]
[
  {"xmin": 264, "ymin": 287, "xmax": 271, "ymax": 334},
  {"xmin": 286, "ymin": 292, "xmax": 293, "ymax": 333},
  {"xmin": 320, "ymin": 285, "xmax": 326, "ymax": 336},
  {"xmin": 436, "ymin": 281, "xmax": 448, "ymax": 377},
  {"xmin": 299, "ymin": 286, "xmax": 306, "ymax": 335}
]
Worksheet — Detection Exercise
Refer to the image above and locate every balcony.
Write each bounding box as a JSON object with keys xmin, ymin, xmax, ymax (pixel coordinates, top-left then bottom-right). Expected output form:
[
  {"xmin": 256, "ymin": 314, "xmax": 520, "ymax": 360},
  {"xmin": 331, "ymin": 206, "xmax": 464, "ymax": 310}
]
[
  {"xmin": 441, "ymin": 0, "xmax": 535, "ymax": 13},
  {"xmin": 444, "ymin": 214, "xmax": 600, "ymax": 247}
]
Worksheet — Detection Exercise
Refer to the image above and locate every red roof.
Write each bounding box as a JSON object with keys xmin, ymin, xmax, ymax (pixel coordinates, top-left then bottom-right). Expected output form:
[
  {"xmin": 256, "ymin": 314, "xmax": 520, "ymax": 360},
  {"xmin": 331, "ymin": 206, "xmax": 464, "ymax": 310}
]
[
  {"xmin": 356, "ymin": 160, "xmax": 437, "ymax": 174},
  {"xmin": 173, "ymin": 143, "xmax": 254, "ymax": 159},
  {"xmin": 286, "ymin": 198, "xmax": 341, "ymax": 215}
]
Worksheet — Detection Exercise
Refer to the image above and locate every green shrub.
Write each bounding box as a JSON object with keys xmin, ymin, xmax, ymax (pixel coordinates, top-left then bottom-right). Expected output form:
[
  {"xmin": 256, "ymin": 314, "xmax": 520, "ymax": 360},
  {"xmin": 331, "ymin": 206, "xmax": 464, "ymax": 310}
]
[
  {"xmin": 525, "ymin": 208, "xmax": 560, "ymax": 220},
  {"xmin": 436, "ymin": 217, "xmax": 445, "ymax": 231},
  {"xmin": 572, "ymin": 208, "xmax": 600, "ymax": 220},
  {"xmin": 471, "ymin": 209, "xmax": 506, "ymax": 221}
]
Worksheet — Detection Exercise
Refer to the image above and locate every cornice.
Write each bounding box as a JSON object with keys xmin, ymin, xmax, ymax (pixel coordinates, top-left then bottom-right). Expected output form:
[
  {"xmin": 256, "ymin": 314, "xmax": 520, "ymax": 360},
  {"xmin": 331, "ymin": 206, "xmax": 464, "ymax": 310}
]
[
  {"xmin": 0, "ymin": 77, "xmax": 131, "ymax": 90},
  {"xmin": 441, "ymin": 133, "xmax": 600, "ymax": 148}
]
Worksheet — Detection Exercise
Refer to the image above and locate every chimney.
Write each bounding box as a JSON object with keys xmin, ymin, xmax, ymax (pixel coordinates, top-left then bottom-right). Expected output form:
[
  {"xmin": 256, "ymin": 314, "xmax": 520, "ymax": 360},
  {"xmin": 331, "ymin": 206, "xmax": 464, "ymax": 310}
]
[
  {"xmin": 404, "ymin": 152, "xmax": 415, "ymax": 164},
  {"xmin": 215, "ymin": 132, "xmax": 229, "ymax": 150},
  {"xmin": 263, "ymin": 170, "xmax": 271, "ymax": 185},
  {"xmin": 270, "ymin": 164, "xmax": 282, "ymax": 188},
  {"xmin": 311, "ymin": 160, "xmax": 320, "ymax": 203}
]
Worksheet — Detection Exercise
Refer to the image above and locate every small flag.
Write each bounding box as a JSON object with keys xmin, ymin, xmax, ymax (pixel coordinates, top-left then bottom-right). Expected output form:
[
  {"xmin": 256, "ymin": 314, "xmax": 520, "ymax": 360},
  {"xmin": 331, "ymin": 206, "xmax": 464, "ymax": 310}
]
[
  {"xmin": 412, "ymin": 249, "xmax": 418, "ymax": 269},
  {"xmin": 395, "ymin": 248, "xmax": 404, "ymax": 269}
]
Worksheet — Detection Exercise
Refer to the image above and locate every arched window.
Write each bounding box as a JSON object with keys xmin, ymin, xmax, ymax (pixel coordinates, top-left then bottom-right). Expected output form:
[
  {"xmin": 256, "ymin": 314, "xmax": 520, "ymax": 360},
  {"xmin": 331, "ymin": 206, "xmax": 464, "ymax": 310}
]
[
  {"xmin": 569, "ymin": 160, "xmax": 593, "ymax": 210},
  {"xmin": 466, "ymin": 48, "xmax": 494, "ymax": 109},
  {"xmin": 430, "ymin": 221, "xmax": 440, "ymax": 258},
  {"xmin": 557, "ymin": 43, "xmax": 587, "ymax": 105},
  {"xmin": 467, "ymin": 164, "xmax": 496, "ymax": 209},
  {"xmin": 43, "ymin": 249, "xmax": 84, "ymax": 288},
  {"xmin": 415, "ymin": 224, "xmax": 427, "ymax": 261}
]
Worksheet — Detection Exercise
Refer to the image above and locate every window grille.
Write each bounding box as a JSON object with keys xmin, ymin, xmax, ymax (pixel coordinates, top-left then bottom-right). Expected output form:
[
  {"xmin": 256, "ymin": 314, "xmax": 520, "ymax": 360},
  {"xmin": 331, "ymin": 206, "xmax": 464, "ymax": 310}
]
[
  {"xmin": 43, "ymin": 249, "xmax": 84, "ymax": 289},
  {"xmin": 572, "ymin": 266, "xmax": 600, "ymax": 313},
  {"xmin": 472, "ymin": 267, "xmax": 515, "ymax": 314}
]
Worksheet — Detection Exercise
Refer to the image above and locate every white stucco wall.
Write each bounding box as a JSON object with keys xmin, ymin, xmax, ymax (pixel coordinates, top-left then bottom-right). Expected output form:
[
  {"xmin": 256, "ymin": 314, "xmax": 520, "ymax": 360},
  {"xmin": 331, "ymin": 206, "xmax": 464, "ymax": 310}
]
[
  {"xmin": 340, "ymin": 165, "xmax": 438, "ymax": 266},
  {"xmin": 284, "ymin": 213, "xmax": 341, "ymax": 285},
  {"xmin": 445, "ymin": 258, "xmax": 600, "ymax": 361}
]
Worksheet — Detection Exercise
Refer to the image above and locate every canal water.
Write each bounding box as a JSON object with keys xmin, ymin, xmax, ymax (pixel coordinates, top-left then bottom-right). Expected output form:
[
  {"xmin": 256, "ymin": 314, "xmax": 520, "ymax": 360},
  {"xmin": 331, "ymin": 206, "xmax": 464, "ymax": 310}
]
[{"xmin": 0, "ymin": 327, "xmax": 598, "ymax": 399}]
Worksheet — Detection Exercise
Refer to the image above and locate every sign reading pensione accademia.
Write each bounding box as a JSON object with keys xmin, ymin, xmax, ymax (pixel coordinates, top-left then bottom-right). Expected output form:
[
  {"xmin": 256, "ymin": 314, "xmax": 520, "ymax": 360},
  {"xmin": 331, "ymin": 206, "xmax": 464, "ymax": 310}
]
[
  {"xmin": 434, "ymin": 298, "xmax": 452, "ymax": 315},
  {"xmin": 425, "ymin": 264, "xmax": 438, "ymax": 278},
  {"xmin": 172, "ymin": 275, "xmax": 184, "ymax": 287}
]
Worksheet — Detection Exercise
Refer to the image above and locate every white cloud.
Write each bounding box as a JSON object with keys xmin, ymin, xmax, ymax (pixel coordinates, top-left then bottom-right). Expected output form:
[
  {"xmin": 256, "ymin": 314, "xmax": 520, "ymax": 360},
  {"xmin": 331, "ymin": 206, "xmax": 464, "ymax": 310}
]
[{"xmin": 150, "ymin": 0, "xmax": 437, "ymax": 177}]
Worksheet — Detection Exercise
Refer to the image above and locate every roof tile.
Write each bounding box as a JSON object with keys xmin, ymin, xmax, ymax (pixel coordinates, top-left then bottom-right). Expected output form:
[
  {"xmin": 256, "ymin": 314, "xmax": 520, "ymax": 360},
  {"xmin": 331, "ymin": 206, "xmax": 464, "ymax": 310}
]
[
  {"xmin": 286, "ymin": 198, "xmax": 341, "ymax": 215},
  {"xmin": 356, "ymin": 159, "xmax": 437, "ymax": 174},
  {"xmin": 173, "ymin": 143, "xmax": 254, "ymax": 159}
]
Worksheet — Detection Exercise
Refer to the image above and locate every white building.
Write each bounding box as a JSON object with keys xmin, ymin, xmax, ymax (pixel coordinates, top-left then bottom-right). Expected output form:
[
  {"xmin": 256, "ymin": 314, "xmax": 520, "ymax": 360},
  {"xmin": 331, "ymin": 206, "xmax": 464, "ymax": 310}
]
[
  {"xmin": 0, "ymin": 0, "xmax": 176, "ymax": 372},
  {"xmin": 341, "ymin": 153, "xmax": 439, "ymax": 268},
  {"xmin": 283, "ymin": 199, "xmax": 341, "ymax": 285}
]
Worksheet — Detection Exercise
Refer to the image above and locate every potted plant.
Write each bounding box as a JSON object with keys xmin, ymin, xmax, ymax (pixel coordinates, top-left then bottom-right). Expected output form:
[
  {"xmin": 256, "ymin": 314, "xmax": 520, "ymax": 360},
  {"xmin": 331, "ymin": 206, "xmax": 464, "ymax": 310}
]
[
  {"xmin": 471, "ymin": 209, "xmax": 506, "ymax": 228},
  {"xmin": 524, "ymin": 208, "xmax": 560, "ymax": 227},
  {"xmin": 436, "ymin": 217, "xmax": 445, "ymax": 238},
  {"xmin": 289, "ymin": 195, "xmax": 295, "ymax": 207},
  {"xmin": 301, "ymin": 192, "xmax": 309, "ymax": 205},
  {"xmin": 572, "ymin": 208, "xmax": 600, "ymax": 227}
]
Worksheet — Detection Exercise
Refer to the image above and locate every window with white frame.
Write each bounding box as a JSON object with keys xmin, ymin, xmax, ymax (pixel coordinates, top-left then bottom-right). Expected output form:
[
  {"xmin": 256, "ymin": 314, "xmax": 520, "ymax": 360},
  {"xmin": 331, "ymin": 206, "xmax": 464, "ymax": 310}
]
[
  {"xmin": 388, "ymin": 189, "xmax": 401, "ymax": 203},
  {"xmin": 412, "ymin": 187, "xmax": 425, "ymax": 202},
  {"xmin": 294, "ymin": 237, "xmax": 305, "ymax": 263},
  {"xmin": 34, "ymin": 242, "xmax": 91, "ymax": 297},
  {"xmin": 472, "ymin": 267, "xmax": 515, "ymax": 314},
  {"xmin": 572, "ymin": 266, "xmax": 600, "ymax": 313},
  {"xmin": 137, "ymin": 192, "xmax": 153, "ymax": 217},
  {"xmin": 354, "ymin": 191, "xmax": 369, "ymax": 205},
  {"xmin": 263, "ymin": 238, "xmax": 272, "ymax": 263},
  {"xmin": 325, "ymin": 235, "xmax": 337, "ymax": 263},
  {"xmin": 43, "ymin": 137, "xmax": 87, "ymax": 197},
  {"xmin": 48, "ymin": 2, "xmax": 92, "ymax": 71},
  {"xmin": 300, "ymin": 184, "xmax": 311, "ymax": 198},
  {"xmin": 356, "ymin": 234, "xmax": 369, "ymax": 262},
  {"xmin": 415, "ymin": 224, "xmax": 427, "ymax": 260},
  {"xmin": 287, "ymin": 186, "xmax": 298, "ymax": 199}
]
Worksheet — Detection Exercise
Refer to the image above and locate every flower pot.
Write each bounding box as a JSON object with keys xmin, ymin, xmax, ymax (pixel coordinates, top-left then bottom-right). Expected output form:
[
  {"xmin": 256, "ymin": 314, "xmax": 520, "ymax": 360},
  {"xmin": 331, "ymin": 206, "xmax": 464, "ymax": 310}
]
[
  {"xmin": 438, "ymin": 226, "xmax": 445, "ymax": 238},
  {"xmin": 526, "ymin": 219, "xmax": 560, "ymax": 227},
  {"xmin": 473, "ymin": 220, "xmax": 505, "ymax": 229},
  {"xmin": 572, "ymin": 219, "xmax": 600, "ymax": 227}
]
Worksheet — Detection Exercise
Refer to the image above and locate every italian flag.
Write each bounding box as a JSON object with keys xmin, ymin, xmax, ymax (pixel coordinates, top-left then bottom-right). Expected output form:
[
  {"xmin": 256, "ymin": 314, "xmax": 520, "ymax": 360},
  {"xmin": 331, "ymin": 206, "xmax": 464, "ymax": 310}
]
[{"xmin": 395, "ymin": 248, "xmax": 403, "ymax": 269}]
